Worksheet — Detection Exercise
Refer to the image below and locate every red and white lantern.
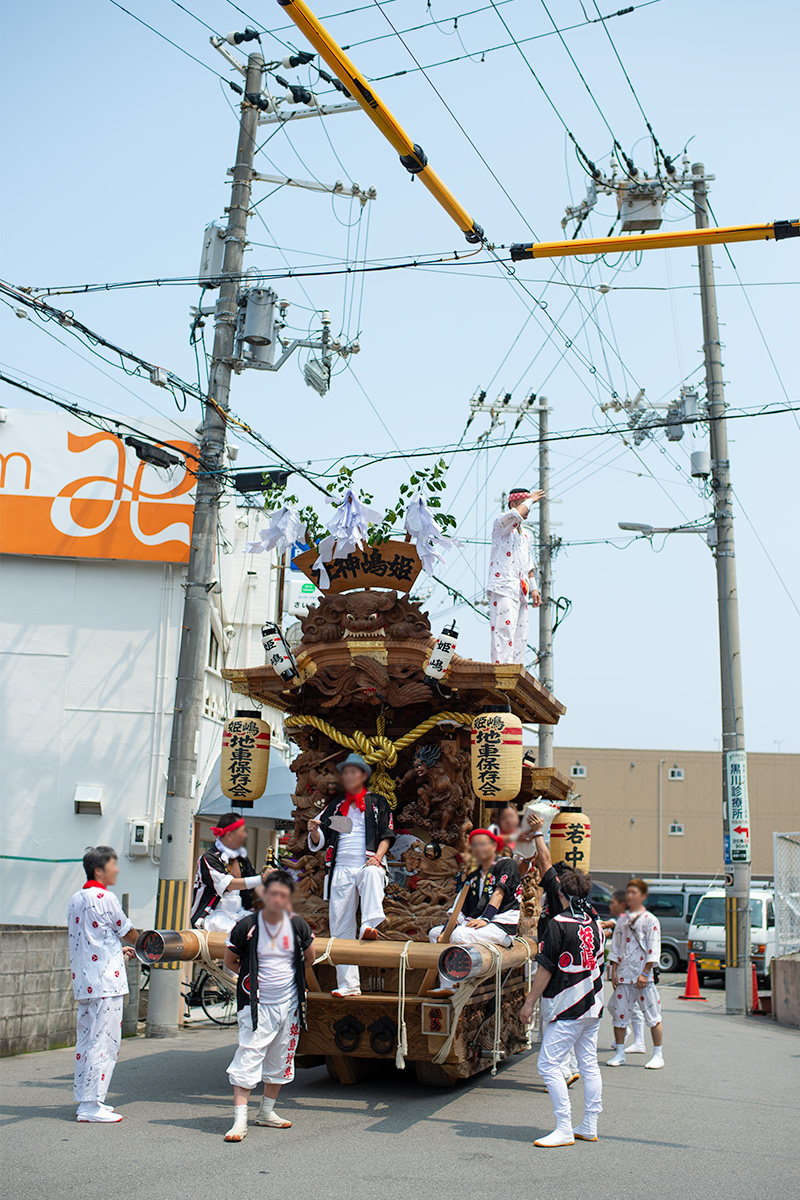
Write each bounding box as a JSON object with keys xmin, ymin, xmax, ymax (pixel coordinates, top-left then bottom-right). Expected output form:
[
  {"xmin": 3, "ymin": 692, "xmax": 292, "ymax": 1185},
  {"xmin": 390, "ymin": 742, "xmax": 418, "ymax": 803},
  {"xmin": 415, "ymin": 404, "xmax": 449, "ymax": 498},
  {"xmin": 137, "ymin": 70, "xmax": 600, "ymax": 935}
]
[{"xmin": 470, "ymin": 711, "xmax": 523, "ymax": 805}]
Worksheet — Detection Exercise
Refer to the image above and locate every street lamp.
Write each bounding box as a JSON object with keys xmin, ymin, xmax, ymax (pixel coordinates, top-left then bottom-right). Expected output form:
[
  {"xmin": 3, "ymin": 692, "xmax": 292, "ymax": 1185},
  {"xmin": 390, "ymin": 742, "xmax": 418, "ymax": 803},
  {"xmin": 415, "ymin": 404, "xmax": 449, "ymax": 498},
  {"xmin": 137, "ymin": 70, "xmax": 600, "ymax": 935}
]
[{"xmin": 619, "ymin": 520, "xmax": 714, "ymax": 540}]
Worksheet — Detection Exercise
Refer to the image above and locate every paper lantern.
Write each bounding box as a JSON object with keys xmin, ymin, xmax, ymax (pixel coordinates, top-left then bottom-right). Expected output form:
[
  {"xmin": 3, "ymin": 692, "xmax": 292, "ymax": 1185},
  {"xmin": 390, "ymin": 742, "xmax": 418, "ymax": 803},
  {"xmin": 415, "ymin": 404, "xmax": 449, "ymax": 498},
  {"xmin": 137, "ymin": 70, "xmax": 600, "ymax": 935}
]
[
  {"xmin": 220, "ymin": 716, "xmax": 270, "ymax": 804},
  {"xmin": 549, "ymin": 806, "xmax": 591, "ymax": 873},
  {"xmin": 424, "ymin": 622, "xmax": 458, "ymax": 682},
  {"xmin": 261, "ymin": 622, "xmax": 299, "ymax": 682},
  {"xmin": 470, "ymin": 712, "xmax": 523, "ymax": 805}
]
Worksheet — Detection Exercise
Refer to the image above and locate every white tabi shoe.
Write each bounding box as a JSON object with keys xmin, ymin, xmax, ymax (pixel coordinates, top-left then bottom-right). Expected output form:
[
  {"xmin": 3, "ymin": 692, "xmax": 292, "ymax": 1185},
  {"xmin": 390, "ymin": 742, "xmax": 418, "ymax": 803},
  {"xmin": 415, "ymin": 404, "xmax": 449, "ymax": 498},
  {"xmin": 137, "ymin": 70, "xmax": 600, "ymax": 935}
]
[
  {"xmin": 628, "ymin": 1040, "xmax": 647, "ymax": 1054},
  {"xmin": 562, "ymin": 1071, "xmax": 580, "ymax": 1088},
  {"xmin": 254, "ymin": 1108, "xmax": 292, "ymax": 1128},
  {"xmin": 644, "ymin": 1049, "xmax": 665, "ymax": 1069},
  {"xmin": 76, "ymin": 1102, "xmax": 123, "ymax": 1123},
  {"xmin": 534, "ymin": 1128, "xmax": 575, "ymax": 1148},
  {"xmin": 572, "ymin": 1117, "xmax": 599, "ymax": 1142},
  {"xmin": 606, "ymin": 1047, "xmax": 626, "ymax": 1067},
  {"xmin": 331, "ymin": 988, "xmax": 361, "ymax": 997},
  {"xmin": 224, "ymin": 1106, "xmax": 248, "ymax": 1142}
]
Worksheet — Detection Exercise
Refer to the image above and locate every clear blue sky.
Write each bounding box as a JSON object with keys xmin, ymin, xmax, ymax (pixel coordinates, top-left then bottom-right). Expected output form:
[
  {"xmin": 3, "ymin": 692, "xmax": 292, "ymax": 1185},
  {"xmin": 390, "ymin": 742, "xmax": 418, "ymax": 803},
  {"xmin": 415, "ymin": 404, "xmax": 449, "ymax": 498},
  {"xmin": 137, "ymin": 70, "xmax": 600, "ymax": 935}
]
[{"xmin": 2, "ymin": 0, "xmax": 798, "ymax": 752}]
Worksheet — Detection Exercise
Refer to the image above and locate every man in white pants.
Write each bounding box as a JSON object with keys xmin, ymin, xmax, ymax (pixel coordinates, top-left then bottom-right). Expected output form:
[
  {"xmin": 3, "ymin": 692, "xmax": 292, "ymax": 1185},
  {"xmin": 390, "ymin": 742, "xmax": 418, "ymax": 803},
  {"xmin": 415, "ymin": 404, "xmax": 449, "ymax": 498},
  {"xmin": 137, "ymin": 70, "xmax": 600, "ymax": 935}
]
[
  {"xmin": 67, "ymin": 846, "xmax": 140, "ymax": 1123},
  {"xmin": 428, "ymin": 829, "xmax": 521, "ymax": 994},
  {"xmin": 607, "ymin": 878, "xmax": 664, "ymax": 1070},
  {"xmin": 602, "ymin": 890, "xmax": 646, "ymax": 1053},
  {"xmin": 223, "ymin": 870, "xmax": 316, "ymax": 1142},
  {"xmin": 307, "ymin": 753, "xmax": 394, "ymax": 996},
  {"xmin": 520, "ymin": 867, "xmax": 604, "ymax": 1147},
  {"xmin": 487, "ymin": 487, "xmax": 543, "ymax": 665}
]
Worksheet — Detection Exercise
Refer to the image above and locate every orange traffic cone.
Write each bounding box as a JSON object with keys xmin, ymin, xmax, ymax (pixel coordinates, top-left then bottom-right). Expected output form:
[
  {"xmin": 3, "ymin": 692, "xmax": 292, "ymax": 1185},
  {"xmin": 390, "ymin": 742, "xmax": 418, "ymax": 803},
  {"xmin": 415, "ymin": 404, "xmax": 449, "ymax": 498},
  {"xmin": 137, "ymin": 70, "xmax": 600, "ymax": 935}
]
[
  {"xmin": 679, "ymin": 953, "xmax": 707, "ymax": 1001},
  {"xmin": 751, "ymin": 961, "xmax": 765, "ymax": 1014}
]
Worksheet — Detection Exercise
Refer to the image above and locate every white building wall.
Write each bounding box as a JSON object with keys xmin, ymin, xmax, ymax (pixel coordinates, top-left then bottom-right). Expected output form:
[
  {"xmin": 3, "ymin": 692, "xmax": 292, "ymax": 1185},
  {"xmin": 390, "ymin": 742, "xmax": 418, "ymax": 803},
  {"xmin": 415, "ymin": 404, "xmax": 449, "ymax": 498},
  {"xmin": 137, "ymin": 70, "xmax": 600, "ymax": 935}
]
[{"xmin": 0, "ymin": 506, "xmax": 282, "ymax": 930}]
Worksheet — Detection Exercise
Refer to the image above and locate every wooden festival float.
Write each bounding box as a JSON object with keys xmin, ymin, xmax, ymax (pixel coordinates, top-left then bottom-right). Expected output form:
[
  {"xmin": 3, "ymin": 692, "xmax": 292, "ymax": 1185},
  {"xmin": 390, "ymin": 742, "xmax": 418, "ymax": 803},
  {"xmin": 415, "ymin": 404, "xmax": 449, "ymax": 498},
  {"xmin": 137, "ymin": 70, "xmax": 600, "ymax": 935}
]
[{"xmin": 137, "ymin": 528, "xmax": 571, "ymax": 1085}]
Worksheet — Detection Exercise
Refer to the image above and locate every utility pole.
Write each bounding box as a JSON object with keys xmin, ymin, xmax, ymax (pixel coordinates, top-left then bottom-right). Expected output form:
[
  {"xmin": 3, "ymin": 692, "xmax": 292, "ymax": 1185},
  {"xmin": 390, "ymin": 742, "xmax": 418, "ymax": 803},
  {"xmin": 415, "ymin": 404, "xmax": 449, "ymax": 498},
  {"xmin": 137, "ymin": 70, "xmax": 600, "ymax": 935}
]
[
  {"xmin": 146, "ymin": 51, "xmax": 265, "ymax": 1036},
  {"xmin": 692, "ymin": 162, "xmax": 750, "ymax": 1015},
  {"xmin": 537, "ymin": 398, "xmax": 553, "ymax": 768}
]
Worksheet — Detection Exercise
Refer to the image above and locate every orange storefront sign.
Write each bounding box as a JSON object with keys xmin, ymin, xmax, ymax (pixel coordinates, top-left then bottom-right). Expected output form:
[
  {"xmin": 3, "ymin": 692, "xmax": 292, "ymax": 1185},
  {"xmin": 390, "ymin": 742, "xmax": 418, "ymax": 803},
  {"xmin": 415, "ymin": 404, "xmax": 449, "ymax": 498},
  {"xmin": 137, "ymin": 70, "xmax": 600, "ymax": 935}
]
[{"xmin": 0, "ymin": 410, "xmax": 197, "ymax": 562}]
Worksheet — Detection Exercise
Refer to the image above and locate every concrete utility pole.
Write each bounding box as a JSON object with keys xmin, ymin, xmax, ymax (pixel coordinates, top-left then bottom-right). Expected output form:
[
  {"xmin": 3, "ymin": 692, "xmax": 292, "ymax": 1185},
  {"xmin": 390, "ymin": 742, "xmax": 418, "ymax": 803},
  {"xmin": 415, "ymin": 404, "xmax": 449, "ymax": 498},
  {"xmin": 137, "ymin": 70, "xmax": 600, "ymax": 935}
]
[
  {"xmin": 537, "ymin": 398, "xmax": 554, "ymax": 768},
  {"xmin": 692, "ymin": 163, "xmax": 750, "ymax": 1015},
  {"xmin": 146, "ymin": 52, "xmax": 265, "ymax": 1036}
]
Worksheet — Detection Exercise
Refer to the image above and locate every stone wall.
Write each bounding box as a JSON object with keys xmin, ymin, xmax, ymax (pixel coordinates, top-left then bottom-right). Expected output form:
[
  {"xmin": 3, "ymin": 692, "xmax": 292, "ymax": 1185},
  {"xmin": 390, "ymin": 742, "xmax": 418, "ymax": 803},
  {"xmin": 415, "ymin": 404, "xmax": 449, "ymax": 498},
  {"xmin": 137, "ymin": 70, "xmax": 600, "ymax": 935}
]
[
  {"xmin": 0, "ymin": 925, "xmax": 140, "ymax": 1057},
  {"xmin": 772, "ymin": 952, "xmax": 800, "ymax": 1029},
  {"xmin": 0, "ymin": 926, "xmax": 76, "ymax": 1056}
]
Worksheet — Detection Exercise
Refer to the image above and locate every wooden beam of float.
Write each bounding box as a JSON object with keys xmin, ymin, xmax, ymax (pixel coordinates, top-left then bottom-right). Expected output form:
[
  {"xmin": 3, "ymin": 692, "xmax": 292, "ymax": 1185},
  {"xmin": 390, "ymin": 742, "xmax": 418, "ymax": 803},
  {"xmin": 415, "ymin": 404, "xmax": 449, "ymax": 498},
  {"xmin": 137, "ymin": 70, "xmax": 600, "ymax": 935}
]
[
  {"xmin": 274, "ymin": 0, "xmax": 483, "ymax": 244},
  {"xmin": 510, "ymin": 219, "xmax": 800, "ymax": 261},
  {"xmin": 135, "ymin": 928, "xmax": 536, "ymax": 979}
]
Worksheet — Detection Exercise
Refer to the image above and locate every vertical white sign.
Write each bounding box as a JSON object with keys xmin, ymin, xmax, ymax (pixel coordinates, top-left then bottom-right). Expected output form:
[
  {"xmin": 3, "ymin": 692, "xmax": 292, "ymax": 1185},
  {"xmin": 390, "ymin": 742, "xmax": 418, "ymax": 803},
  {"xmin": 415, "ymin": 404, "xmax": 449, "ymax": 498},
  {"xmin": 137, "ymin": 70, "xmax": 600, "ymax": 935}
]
[{"xmin": 724, "ymin": 750, "xmax": 750, "ymax": 864}]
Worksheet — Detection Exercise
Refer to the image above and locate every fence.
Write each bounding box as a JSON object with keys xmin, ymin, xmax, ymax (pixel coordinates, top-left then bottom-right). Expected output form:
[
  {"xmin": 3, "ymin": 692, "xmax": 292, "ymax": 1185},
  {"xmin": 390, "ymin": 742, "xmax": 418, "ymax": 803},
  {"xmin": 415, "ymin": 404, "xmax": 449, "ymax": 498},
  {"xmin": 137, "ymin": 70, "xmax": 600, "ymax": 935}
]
[{"xmin": 773, "ymin": 832, "xmax": 800, "ymax": 959}]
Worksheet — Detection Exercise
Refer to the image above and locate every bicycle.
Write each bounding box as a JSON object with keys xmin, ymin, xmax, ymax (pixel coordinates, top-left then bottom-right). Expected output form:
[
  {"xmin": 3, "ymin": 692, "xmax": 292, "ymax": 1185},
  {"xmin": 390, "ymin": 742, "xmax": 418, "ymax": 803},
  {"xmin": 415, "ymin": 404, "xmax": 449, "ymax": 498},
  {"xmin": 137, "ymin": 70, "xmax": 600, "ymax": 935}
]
[{"xmin": 138, "ymin": 964, "xmax": 238, "ymax": 1027}]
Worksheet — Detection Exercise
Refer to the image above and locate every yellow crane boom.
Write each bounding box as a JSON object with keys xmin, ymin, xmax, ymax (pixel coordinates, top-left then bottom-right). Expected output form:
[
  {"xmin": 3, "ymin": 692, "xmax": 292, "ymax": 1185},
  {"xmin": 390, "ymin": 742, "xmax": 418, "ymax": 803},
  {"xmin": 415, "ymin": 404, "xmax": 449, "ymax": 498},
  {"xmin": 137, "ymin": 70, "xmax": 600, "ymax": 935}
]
[{"xmin": 275, "ymin": 0, "xmax": 798, "ymax": 260}]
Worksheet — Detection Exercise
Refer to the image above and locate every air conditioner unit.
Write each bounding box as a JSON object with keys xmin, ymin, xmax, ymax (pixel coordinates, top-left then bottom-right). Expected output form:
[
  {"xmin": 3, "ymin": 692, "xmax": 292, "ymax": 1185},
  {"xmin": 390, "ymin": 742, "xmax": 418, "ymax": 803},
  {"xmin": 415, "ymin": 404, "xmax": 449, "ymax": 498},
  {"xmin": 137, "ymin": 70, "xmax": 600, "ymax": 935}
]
[
  {"xmin": 669, "ymin": 767, "xmax": 684, "ymax": 781},
  {"xmin": 570, "ymin": 764, "xmax": 587, "ymax": 779}
]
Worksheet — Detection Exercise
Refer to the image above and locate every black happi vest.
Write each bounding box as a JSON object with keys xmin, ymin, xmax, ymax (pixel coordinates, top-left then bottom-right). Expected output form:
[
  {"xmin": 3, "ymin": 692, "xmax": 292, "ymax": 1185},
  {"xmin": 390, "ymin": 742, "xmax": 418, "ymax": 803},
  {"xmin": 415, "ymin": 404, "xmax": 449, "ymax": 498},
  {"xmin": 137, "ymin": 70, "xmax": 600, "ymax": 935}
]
[
  {"xmin": 189, "ymin": 847, "xmax": 256, "ymax": 928},
  {"xmin": 459, "ymin": 856, "xmax": 522, "ymax": 933},
  {"xmin": 316, "ymin": 790, "xmax": 395, "ymax": 883},
  {"xmin": 227, "ymin": 911, "xmax": 315, "ymax": 1030}
]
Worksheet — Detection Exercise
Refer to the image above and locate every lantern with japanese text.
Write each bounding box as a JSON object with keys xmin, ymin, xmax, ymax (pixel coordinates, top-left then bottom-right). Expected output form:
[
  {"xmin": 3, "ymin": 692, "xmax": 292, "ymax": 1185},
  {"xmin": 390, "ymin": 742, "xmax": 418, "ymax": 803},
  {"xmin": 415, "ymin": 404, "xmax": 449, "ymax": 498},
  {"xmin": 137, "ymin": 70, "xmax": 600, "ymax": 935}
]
[
  {"xmin": 424, "ymin": 621, "xmax": 459, "ymax": 682},
  {"xmin": 470, "ymin": 712, "xmax": 523, "ymax": 805},
  {"xmin": 261, "ymin": 622, "xmax": 299, "ymax": 682},
  {"xmin": 549, "ymin": 806, "xmax": 591, "ymax": 873},
  {"xmin": 220, "ymin": 715, "xmax": 271, "ymax": 805}
]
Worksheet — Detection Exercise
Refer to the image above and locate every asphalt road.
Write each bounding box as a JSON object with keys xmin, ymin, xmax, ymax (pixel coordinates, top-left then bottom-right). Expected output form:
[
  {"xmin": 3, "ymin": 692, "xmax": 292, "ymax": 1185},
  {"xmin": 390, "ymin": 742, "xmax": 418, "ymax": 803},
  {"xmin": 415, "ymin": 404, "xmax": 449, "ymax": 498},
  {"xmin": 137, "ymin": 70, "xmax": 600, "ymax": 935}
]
[{"xmin": 2, "ymin": 977, "xmax": 798, "ymax": 1200}]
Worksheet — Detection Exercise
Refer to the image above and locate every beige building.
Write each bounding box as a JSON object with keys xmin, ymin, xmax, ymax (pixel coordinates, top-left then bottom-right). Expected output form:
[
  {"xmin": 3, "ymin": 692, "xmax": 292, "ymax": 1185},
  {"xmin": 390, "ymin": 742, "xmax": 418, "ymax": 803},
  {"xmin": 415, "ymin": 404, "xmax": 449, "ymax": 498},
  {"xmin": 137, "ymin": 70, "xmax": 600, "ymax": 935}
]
[{"xmin": 551, "ymin": 747, "xmax": 799, "ymax": 882}]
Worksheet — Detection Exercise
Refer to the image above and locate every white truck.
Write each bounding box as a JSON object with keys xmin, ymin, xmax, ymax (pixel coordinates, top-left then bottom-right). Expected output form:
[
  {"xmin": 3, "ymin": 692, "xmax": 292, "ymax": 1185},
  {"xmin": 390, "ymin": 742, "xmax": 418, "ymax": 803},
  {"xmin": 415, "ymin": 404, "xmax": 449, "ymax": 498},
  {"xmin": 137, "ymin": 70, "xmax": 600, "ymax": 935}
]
[{"xmin": 688, "ymin": 886, "xmax": 776, "ymax": 986}]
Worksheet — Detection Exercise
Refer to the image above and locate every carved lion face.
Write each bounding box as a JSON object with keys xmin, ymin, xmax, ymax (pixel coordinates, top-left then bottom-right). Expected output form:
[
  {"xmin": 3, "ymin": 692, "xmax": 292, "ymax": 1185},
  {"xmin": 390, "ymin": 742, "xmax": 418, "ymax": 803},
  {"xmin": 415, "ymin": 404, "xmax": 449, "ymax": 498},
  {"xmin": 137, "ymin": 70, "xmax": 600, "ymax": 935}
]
[{"xmin": 332, "ymin": 591, "xmax": 397, "ymax": 637}]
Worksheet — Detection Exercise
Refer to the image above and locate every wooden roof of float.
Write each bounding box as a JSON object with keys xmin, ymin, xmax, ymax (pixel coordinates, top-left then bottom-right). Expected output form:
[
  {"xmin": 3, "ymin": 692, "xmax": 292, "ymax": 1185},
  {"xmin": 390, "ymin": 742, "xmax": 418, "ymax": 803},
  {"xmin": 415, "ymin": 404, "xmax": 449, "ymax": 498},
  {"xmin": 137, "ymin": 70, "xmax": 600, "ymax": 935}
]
[{"xmin": 223, "ymin": 643, "xmax": 566, "ymax": 728}]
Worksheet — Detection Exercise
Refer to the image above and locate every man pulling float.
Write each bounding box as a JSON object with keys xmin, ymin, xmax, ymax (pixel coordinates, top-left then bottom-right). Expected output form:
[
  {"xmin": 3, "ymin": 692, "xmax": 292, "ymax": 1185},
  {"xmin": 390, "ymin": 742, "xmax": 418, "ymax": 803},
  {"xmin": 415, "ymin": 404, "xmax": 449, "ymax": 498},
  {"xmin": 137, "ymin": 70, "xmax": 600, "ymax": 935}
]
[
  {"xmin": 190, "ymin": 813, "xmax": 264, "ymax": 934},
  {"xmin": 307, "ymin": 752, "xmax": 395, "ymax": 996}
]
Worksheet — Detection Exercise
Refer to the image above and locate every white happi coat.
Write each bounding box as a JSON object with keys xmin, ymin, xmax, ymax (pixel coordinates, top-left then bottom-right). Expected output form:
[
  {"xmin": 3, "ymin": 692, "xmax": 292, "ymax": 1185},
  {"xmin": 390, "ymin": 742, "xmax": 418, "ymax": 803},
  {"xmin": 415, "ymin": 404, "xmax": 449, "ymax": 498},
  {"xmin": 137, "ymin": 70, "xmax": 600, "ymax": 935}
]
[
  {"xmin": 67, "ymin": 884, "xmax": 133, "ymax": 1000},
  {"xmin": 609, "ymin": 910, "xmax": 661, "ymax": 983},
  {"xmin": 487, "ymin": 507, "xmax": 535, "ymax": 600}
]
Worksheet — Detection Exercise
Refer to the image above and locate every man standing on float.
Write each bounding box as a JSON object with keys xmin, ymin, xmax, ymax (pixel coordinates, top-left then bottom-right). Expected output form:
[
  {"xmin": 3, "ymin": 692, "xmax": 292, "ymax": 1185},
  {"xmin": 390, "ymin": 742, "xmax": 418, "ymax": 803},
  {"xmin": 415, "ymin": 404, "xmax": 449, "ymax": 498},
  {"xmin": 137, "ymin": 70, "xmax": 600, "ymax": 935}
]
[
  {"xmin": 487, "ymin": 487, "xmax": 544, "ymax": 664},
  {"xmin": 307, "ymin": 753, "xmax": 395, "ymax": 996}
]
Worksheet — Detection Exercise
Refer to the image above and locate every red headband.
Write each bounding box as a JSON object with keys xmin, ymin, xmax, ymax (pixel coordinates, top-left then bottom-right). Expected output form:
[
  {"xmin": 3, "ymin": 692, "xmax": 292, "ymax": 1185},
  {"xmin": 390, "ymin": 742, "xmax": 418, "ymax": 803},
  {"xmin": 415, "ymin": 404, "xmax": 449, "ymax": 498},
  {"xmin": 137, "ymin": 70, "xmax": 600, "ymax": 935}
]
[
  {"xmin": 508, "ymin": 490, "xmax": 532, "ymax": 506},
  {"xmin": 469, "ymin": 828, "xmax": 504, "ymax": 850},
  {"xmin": 211, "ymin": 818, "xmax": 245, "ymax": 837}
]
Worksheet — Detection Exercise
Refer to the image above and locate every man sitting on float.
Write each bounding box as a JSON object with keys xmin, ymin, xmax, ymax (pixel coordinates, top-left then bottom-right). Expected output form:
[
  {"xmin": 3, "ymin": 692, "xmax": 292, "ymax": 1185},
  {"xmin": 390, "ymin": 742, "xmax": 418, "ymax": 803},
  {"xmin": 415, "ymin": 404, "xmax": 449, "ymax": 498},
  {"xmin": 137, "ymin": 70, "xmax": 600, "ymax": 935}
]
[
  {"xmin": 427, "ymin": 828, "xmax": 523, "ymax": 996},
  {"xmin": 190, "ymin": 813, "xmax": 264, "ymax": 934},
  {"xmin": 307, "ymin": 753, "xmax": 395, "ymax": 997}
]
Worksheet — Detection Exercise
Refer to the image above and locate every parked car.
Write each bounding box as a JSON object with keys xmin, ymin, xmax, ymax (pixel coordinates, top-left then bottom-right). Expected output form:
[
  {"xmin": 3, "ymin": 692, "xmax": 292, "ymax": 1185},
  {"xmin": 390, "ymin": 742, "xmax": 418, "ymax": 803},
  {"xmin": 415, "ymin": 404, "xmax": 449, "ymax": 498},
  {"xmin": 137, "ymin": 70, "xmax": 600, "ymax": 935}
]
[
  {"xmin": 641, "ymin": 879, "xmax": 715, "ymax": 972},
  {"xmin": 588, "ymin": 879, "xmax": 615, "ymax": 919},
  {"xmin": 688, "ymin": 887, "xmax": 776, "ymax": 985}
]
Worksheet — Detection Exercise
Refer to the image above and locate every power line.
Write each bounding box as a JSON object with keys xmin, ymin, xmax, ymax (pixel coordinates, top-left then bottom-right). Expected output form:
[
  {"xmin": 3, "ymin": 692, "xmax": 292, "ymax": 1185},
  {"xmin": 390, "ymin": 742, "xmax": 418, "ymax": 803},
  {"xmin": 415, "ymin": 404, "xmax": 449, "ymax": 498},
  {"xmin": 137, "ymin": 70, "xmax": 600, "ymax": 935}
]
[
  {"xmin": 336, "ymin": 402, "xmax": 800, "ymax": 471},
  {"xmin": 105, "ymin": 0, "xmax": 229, "ymax": 81},
  {"xmin": 364, "ymin": 2, "xmax": 661, "ymax": 83},
  {"xmin": 0, "ymin": 371, "xmax": 203, "ymax": 471},
  {"xmin": 0, "ymin": 281, "xmax": 203, "ymax": 407},
  {"xmin": 731, "ymin": 486, "xmax": 800, "ymax": 620}
]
